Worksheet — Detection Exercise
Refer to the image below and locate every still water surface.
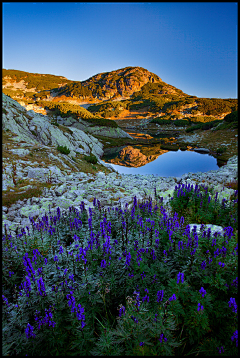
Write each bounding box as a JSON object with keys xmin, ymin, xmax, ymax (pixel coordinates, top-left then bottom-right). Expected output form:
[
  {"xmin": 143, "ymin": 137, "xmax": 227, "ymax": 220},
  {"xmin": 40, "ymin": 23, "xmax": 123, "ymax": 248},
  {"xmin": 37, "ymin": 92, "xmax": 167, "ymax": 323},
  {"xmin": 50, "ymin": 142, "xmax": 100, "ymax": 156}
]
[{"xmin": 106, "ymin": 150, "xmax": 219, "ymax": 177}]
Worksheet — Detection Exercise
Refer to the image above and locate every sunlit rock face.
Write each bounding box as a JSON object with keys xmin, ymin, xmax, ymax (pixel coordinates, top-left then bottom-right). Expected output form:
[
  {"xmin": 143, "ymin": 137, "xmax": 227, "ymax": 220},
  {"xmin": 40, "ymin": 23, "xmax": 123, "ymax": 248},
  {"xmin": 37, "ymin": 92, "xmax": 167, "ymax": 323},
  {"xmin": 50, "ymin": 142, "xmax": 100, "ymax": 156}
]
[{"xmin": 81, "ymin": 66, "xmax": 163, "ymax": 99}]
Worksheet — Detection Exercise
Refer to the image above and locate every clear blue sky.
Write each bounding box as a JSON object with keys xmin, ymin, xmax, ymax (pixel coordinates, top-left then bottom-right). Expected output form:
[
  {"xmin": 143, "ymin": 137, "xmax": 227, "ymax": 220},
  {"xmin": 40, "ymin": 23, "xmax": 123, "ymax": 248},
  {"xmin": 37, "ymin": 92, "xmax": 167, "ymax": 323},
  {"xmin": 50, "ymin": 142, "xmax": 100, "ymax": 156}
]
[{"xmin": 2, "ymin": 2, "xmax": 238, "ymax": 98}]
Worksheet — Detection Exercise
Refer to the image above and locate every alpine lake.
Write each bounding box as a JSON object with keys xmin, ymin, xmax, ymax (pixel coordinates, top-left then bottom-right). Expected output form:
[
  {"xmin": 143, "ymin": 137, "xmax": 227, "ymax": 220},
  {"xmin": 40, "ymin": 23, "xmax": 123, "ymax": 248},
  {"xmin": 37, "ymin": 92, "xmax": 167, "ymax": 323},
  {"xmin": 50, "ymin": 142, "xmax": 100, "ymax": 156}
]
[
  {"xmin": 103, "ymin": 149, "xmax": 219, "ymax": 177},
  {"xmin": 101, "ymin": 119, "xmax": 224, "ymax": 177}
]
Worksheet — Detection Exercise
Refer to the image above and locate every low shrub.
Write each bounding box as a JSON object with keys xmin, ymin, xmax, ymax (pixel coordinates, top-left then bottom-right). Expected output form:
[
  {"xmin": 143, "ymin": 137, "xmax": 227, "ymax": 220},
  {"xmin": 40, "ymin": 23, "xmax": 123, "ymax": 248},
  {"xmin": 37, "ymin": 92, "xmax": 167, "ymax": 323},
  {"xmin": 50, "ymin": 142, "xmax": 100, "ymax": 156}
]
[
  {"xmin": 224, "ymin": 110, "xmax": 238, "ymax": 123},
  {"xmin": 84, "ymin": 154, "xmax": 98, "ymax": 164},
  {"xmin": 173, "ymin": 119, "xmax": 189, "ymax": 127},
  {"xmin": 216, "ymin": 147, "xmax": 227, "ymax": 155},
  {"xmin": 213, "ymin": 121, "xmax": 238, "ymax": 131},
  {"xmin": 161, "ymin": 144, "xmax": 179, "ymax": 151},
  {"xmin": 51, "ymin": 121, "xmax": 59, "ymax": 127},
  {"xmin": 150, "ymin": 118, "xmax": 172, "ymax": 125},
  {"xmin": 57, "ymin": 145, "xmax": 70, "ymax": 155},
  {"xmin": 185, "ymin": 123, "xmax": 203, "ymax": 132}
]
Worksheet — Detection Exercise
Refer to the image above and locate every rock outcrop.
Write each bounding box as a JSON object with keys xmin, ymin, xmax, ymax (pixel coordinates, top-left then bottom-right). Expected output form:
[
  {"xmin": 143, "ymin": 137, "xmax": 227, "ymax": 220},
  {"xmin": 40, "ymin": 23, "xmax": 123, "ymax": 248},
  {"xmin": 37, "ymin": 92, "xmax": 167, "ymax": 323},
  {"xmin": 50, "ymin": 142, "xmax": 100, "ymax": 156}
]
[
  {"xmin": 80, "ymin": 66, "xmax": 163, "ymax": 99},
  {"xmin": 2, "ymin": 94, "xmax": 132, "ymax": 162}
]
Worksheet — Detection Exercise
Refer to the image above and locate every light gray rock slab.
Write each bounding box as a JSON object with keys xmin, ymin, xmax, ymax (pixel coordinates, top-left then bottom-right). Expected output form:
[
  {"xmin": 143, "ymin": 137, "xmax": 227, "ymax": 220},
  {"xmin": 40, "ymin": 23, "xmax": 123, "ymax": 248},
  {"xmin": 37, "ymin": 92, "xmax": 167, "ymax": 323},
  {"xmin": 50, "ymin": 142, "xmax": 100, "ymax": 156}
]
[
  {"xmin": 55, "ymin": 197, "xmax": 75, "ymax": 210},
  {"xmin": 9, "ymin": 148, "xmax": 30, "ymax": 156},
  {"xmin": 20, "ymin": 205, "xmax": 41, "ymax": 218},
  {"xmin": 27, "ymin": 167, "xmax": 49, "ymax": 180},
  {"xmin": 20, "ymin": 218, "xmax": 32, "ymax": 228},
  {"xmin": 193, "ymin": 148, "xmax": 210, "ymax": 153}
]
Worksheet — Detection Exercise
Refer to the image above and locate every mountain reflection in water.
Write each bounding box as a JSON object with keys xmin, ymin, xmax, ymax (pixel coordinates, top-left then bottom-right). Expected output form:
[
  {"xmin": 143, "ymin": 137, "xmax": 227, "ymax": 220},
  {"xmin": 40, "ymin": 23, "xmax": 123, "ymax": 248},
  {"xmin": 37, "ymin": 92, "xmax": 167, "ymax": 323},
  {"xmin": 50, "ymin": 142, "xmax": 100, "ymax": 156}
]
[{"xmin": 103, "ymin": 149, "xmax": 219, "ymax": 177}]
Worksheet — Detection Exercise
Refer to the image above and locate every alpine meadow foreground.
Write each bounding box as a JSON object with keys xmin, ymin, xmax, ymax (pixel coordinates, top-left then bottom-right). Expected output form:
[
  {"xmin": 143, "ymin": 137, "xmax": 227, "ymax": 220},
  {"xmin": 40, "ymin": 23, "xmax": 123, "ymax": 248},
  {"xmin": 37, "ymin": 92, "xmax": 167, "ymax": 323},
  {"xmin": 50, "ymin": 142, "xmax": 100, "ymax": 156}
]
[{"xmin": 2, "ymin": 181, "xmax": 238, "ymax": 356}]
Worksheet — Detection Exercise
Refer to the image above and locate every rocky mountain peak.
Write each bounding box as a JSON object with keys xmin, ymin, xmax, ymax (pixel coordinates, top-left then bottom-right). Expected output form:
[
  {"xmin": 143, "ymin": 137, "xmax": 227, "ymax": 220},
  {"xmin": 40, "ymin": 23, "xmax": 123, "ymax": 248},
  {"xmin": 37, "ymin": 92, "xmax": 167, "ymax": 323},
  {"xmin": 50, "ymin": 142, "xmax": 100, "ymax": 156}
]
[{"xmin": 81, "ymin": 66, "xmax": 162, "ymax": 99}]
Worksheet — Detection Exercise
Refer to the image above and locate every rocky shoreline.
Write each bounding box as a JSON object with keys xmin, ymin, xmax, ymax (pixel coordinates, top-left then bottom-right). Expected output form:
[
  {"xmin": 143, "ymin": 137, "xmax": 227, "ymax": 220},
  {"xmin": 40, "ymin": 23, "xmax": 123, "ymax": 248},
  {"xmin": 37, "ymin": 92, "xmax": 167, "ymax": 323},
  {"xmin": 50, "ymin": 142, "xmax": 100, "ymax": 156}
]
[{"xmin": 2, "ymin": 155, "xmax": 238, "ymax": 239}]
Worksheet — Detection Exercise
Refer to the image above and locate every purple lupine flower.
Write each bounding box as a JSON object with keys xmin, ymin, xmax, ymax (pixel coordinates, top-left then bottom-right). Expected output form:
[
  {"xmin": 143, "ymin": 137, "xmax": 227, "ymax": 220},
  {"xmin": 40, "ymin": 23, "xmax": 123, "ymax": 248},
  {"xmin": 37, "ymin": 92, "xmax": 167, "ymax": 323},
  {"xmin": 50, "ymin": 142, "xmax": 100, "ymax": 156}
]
[
  {"xmin": 101, "ymin": 259, "xmax": 107, "ymax": 268},
  {"xmin": 157, "ymin": 290, "xmax": 164, "ymax": 303},
  {"xmin": 54, "ymin": 255, "xmax": 59, "ymax": 262},
  {"xmin": 231, "ymin": 277, "xmax": 238, "ymax": 288},
  {"xmin": 212, "ymin": 238, "xmax": 217, "ymax": 246},
  {"xmin": 217, "ymin": 346, "xmax": 224, "ymax": 354},
  {"xmin": 119, "ymin": 306, "xmax": 126, "ymax": 317},
  {"xmin": 163, "ymin": 250, "xmax": 168, "ymax": 261},
  {"xmin": 202, "ymin": 230, "xmax": 206, "ymax": 238},
  {"xmin": 151, "ymin": 249, "xmax": 156, "ymax": 260},
  {"xmin": 9, "ymin": 271, "xmax": 14, "ymax": 277},
  {"xmin": 169, "ymin": 294, "xmax": 176, "ymax": 302},
  {"xmin": 25, "ymin": 323, "xmax": 36, "ymax": 339},
  {"xmin": 197, "ymin": 303, "xmax": 204, "ymax": 311},
  {"xmin": 159, "ymin": 333, "xmax": 167, "ymax": 343},
  {"xmin": 32, "ymin": 248, "xmax": 41, "ymax": 263},
  {"xmin": 177, "ymin": 272, "xmax": 184, "ymax": 284},
  {"xmin": 180, "ymin": 216, "xmax": 184, "ymax": 225},
  {"xmin": 23, "ymin": 253, "xmax": 36, "ymax": 278},
  {"xmin": 225, "ymin": 283, "xmax": 230, "ymax": 291},
  {"xmin": 151, "ymin": 275, "xmax": 157, "ymax": 284},
  {"xmin": 66, "ymin": 291, "xmax": 77, "ymax": 313},
  {"xmin": 231, "ymin": 330, "xmax": 238, "ymax": 347},
  {"xmin": 139, "ymin": 342, "xmax": 145, "ymax": 346},
  {"xmin": 214, "ymin": 248, "xmax": 220, "ymax": 257},
  {"xmin": 141, "ymin": 271, "xmax": 146, "ymax": 280},
  {"xmin": 142, "ymin": 288, "xmax": 149, "ymax": 303},
  {"xmin": 131, "ymin": 315, "xmax": 138, "ymax": 324},
  {"xmin": 37, "ymin": 277, "xmax": 46, "ymax": 296},
  {"xmin": 88, "ymin": 217, "xmax": 92, "ymax": 230},
  {"xmin": 221, "ymin": 246, "xmax": 227, "ymax": 257},
  {"xmin": 35, "ymin": 307, "xmax": 56, "ymax": 330},
  {"xmin": 136, "ymin": 251, "xmax": 143, "ymax": 266},
  {"xmin": 76, "ymin": 303, "xmax": 86, "ymax": 329},
  {"xmin": 218, "ymin": 262, "xmax": 225, "ymax": 268},
  {"xmin": 133, "ymin": 290, "xmax": 141, "ymax": 310},
  {"xmin": 2, "ymin": 295, "xmax": 9, "ymax": 306},
  {"xmin": 37, "ymin": 267, "xmax": 43, "ymax": 276},
  {"xmin": 199, "ymin": 287, "xmax": 207, "ymax": 298},
  {"xmin": 207, "ymin": 228, "xmax": 212, "ymax": 239},
  {"xmin": 228, "ymin": 297, "xmax": 237, "ymax": 314},
  {"xmin": 125, "ymin": 252, "xmax": 131, "ymax": 268},
  {"xmin": 134, "ymin": 196, "xmax": 137, "ymax": 207},
  {"xmin": 23, "ymin": 276, "xmax": 32, "ymax": 297},
  {"xmin": 59, "ymin": 246, "xmax": 64, "ymax": 254},
  {"xmin": 178, "ymin": 241, "xmax": 184, "ymax": 250}
]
